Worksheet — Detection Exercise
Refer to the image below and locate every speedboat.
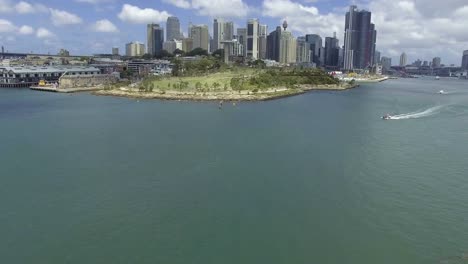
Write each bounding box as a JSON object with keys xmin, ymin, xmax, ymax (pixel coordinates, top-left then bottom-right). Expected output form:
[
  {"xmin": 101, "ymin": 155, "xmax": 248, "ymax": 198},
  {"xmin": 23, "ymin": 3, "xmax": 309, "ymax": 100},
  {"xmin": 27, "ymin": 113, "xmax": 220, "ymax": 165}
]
[
  {"xmin": 435, "ymin": 76, "xmax": 440, "ymax": 80},
  {"xmin": 439, "ymin": 90, "xmax": 445, "ymax": 94},
  {"xmin": 382, "ymin": 114, "xmax": 392, "ymax": 120}
]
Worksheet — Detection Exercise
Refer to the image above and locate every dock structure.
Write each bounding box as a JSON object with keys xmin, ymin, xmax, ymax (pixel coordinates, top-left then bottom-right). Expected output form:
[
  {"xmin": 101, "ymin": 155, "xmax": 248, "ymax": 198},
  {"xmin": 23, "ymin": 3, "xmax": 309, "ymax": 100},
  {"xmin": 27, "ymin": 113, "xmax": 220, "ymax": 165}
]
[{"xmin": 30, "ymin": 86, "xmax": 104, "ymax": 93}]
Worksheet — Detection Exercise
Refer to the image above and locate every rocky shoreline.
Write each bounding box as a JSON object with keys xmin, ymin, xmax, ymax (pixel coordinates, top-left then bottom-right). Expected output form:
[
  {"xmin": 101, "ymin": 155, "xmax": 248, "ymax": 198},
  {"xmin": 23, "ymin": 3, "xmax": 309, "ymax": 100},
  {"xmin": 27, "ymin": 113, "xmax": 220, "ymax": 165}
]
[{"xmin": 93, "ymin": 83, "xmax": 359, "ymax": 102}]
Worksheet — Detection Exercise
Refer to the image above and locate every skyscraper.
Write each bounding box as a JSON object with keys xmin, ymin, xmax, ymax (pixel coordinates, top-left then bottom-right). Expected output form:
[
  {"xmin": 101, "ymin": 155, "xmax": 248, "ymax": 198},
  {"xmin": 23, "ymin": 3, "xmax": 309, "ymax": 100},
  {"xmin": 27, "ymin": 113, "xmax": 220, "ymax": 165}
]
[
  {"xmin": 400, "ymin": 52, "xmax": 407, "ymax": 66},
  {"xmin": 147, "ymin": 24, "xmax": 164, "ymax": 56},
  {"xmin": 266, "ymin": 26, "xmax": 282, "ymax": 62},
  {"xmin": 213, "ymin": 18, "xmax": 225, "ymax": 51},
  {"xmin": 237, "ymin": 28, "xmax": 247, "ymax": 57},
  {"xmin": 324, "ymin": 33, "xmax": 340, "ymax": 67},
  {"xmin": 432, "ymin": 57, "xmax": 441, "ymax": 68},
  {"xmin": 374, "ymin": 50, "xmax": 381, "ymax": 65},
  {"xmin": 279, "ymin": 30, "xmax": 296, "ymax": 64},
  {"xmin": 343, "ymin": 5, "xmax": 377, "ymax": 70},
  {"xmin": 296, "ymin": 37, "xmax": 311, "ymax": 63},
  {"xmin": 224, "ymin": 22, "xmax": 234, "ymax": 41},
  {"xmin": 167, "ymin": 16, "xmax": 181, "ymax": 41},
  {"xmin": 191, "ymin": 25, "xmax": 209, "ymax": 51},
  {"xmin": 305, "ymin": 34, "xmax": 323, "ymax": 66},
  {"xmin": 381, "ymin": 56, "xmax": 391, "ymax": 71},
  {"xmin": 258, "ymin": 24, "xmax": 268, "ymax": 60},
  {"xmin": 112, "ymin": 47, "xmax": 119, "ymax": 56},
  {"xmin": 247, "ymin": 19, "xmax": 259, "ymax": 60},
  {"xmin": 462, "ymin": 50, "xmax": 468, "ymax": 70}
]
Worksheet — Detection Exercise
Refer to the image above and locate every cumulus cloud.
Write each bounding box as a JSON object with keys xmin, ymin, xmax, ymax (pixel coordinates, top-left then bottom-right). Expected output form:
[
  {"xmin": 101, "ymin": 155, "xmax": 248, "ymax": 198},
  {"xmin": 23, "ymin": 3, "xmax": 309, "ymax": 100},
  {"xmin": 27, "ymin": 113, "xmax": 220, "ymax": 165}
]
[
  {"xmin": 92, "ymin": 19, "xmax": 119, "ymax": 32},
  {"xmin": 50, "ymin": 8, "xmax": 83, "ymax": 26},
  {"xmin": 163, "ymin": 0, "xmax": 191, "ymax": 9},
  {"xmin": 0, "ymin": 19, "xmax": 16, "ymax": 32},
  {"xmin": 192, "ymin": 0, "xmax": 249, "ymax": 17},
  {"xmin": 36, "ymin": 27, "xmax": 55, "ymax": 38},
  {"xmin": 117, "ymin": 4, "xmax": 170, "ymax": 24},
  {"xmin": 18, "ymin": 25, "xmax": 34, "ymax": 34},
  {"xmin": 0, "ymin": 0, "xmax": 13, "ymax": 13},
  {"xmin": 75, "ymin": 0, "xmax": 113, "ymax": 3}
]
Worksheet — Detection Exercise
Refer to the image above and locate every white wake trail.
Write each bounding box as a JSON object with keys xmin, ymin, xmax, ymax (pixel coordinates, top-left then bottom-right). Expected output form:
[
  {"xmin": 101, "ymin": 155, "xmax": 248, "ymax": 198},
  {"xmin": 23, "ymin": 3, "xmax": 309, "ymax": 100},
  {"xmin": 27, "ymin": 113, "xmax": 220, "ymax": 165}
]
[{"xmin": 389, "ymin": 105, "xmax": 444, "ymax": 120}]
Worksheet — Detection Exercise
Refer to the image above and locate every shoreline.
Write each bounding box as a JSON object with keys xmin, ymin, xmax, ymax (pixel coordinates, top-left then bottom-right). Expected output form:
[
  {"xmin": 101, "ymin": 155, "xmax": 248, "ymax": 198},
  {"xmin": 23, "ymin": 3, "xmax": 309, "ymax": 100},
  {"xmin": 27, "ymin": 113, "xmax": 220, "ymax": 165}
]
[{"xmin": 93, "ymin": 83, "xmax": 359, "ymax": 102}]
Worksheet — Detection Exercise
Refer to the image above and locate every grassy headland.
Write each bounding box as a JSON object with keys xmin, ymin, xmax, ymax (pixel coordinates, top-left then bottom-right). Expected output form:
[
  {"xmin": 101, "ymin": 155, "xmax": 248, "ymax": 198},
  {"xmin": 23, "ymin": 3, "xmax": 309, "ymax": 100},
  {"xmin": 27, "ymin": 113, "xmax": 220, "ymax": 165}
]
[{"xmin": 96, "ymin": 57, "xmax": 358, "ymax": 101}]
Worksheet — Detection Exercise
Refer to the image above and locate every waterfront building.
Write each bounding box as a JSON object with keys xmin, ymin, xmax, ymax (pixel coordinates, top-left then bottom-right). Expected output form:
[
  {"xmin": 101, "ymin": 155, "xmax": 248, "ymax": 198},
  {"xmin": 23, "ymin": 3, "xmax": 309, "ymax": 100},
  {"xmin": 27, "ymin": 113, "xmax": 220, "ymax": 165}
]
[
  {"xmin": 296, "ymin": 37, "xmax": 311, "ymax": 63},
  {"xmin": 324, "ymin": 33, "xmax": 340, "ymax": 68},
  {"xmin": 374, "ymin": 50, "xmax": 381, "ymax": 64},
  {"xmin": 462, "ymin": 50, "xmax": 468, "ymax": 70},
  {"xmin": 230, "ymin": 39, "xmax": 244, "ymax": 56},
  {"xmin": 126, "ymin": 42, "xmax": 145, "ymax": 57},
  {"xmin": 423, "ymin": 61, "xmax": 429, "ymax": 67},
  {"xmin": 400, "ymin": 52, "xmax": 407, "ymax": 67},
  {"xmin": 167, "ymin": 16, "xmax": 181, "ymax": 41},
  {"xmin": 305, "ymin": 34, "xmax": 323, "ymax": 66},
  {"xmin": 343, "ymin": 5, "xmax": 377, "ymax": 70},
  {"xmin": 0, "ymin": 65, "xmax": 100, "ymax": 87},
  {"xmin": 432, "ymin": 57, "xmax": 441, "ymax": 68},
  {"xmin": 182, "ymin": 38, "xmax": 193, "ymax": 52},
  {"xmin": 266, "ymin": 26, "xmax": 282, "ymax": 62},
  {"xmin": 191, "ymin": 25, "xmax": 209, "ymax": 51},
  {"xmin": 381, "ymin": 56, "xmax": 391, "ymax": 71},
  {"xmin": 58, "ymin": 49, "xmax": 70, "ymax": 57},
  {"xmin": 247, "ymin": 19, "xmax": 259, "ymax": 60},
  {"xmin": 237, "ymin": 28, "xmax": 247, "ymax": 57},
  {"xmin": 147, "ymin": 24, "xmax": 164, "ymax": 56},
  {"xmin": 279, "ymin": 26, "xmax": 296, "ymax": 64},
  {"xmin": 112, "ymin": 47, "xmax": 119, "ymax": 56}
]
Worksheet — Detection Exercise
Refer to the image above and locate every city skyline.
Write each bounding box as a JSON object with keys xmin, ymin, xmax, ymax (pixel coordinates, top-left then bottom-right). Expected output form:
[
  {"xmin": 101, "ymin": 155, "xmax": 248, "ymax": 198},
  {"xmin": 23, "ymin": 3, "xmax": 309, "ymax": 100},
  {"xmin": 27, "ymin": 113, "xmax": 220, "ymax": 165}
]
[{"xmin": 0, "ymin": 0, "xmax": 467, "ymax": 65}]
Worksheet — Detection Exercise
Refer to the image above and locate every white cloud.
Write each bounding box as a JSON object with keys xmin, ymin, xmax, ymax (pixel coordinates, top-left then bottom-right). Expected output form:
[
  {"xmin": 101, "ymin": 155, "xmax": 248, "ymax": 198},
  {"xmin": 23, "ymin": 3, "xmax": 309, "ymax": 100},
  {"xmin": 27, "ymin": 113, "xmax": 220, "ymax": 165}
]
[
  {"xmin": 50, "ymin": 8, "xmax": 83, "ymax": 26},
  {"xmin": 117, "ymin": 4, "xmax": 170, "ymax": 24},
  {"xmin": 0, "ymin": 0, "xmax": 13, "ymax": 13},
  {"xmin": 18, "ymin": 25, "xmax": 34, "ymax": 34},
  {"xmin": 0, "ymin": 19, "xmax": 16, "ymax": 32},
  {"xmin": 36, "ymin": 27, "xmax": 55, "ymax": 38},
  {"xmin": 92, "ymin": 19, "xmax": 119, "ymax": 33},
  {"xmin": 75, "ymin": 0, "xmax": 113, "ymax": 3},
  {"xmin": 191, "ymin": 0, "xmax": 249, "ymax": 17},
  {"xmin": 162, "ymin": 0, "xmax": 191, "ymax": 9},
  {"xmin": 14, "ymin": 1, "xmax": 48, "ymax": 13}
]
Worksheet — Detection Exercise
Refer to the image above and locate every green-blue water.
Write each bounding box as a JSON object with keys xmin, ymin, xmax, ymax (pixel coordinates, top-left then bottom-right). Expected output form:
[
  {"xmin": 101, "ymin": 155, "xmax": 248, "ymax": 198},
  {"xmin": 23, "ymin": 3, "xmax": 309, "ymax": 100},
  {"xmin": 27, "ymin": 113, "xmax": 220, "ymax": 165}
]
[{"xmin": 1, "ymin": 78, "xmax": 467, "ymax": 264}]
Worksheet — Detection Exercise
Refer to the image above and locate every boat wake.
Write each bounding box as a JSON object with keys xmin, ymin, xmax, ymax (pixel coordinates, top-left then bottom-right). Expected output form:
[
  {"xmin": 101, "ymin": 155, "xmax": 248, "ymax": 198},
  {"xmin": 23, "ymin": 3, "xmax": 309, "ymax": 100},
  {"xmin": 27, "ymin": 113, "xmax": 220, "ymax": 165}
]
[{"xmin": 388, "ymin": 105, "xmax": 444, "ymax": 120}]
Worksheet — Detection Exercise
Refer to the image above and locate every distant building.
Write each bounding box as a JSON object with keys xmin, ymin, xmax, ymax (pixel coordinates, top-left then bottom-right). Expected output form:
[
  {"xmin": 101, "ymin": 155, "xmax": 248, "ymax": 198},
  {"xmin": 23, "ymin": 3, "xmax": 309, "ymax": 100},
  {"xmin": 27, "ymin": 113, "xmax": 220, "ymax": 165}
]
[
  {"xmin": 112, "ymin": 47, "xmax": 119, "ymax": 56},
  {"xmin": 279, "ymin": 30, "xmax": 296, "ymax": 64},
  {"xmin": 182, "ymin": 38, "xmax": 193, "ymax": 53},
  {"xmin": 213, "ymin": 18, "xmax": 225, "ymax": 52},
  {"xmin": 324, "ymin": 33, "xmax": 340, "ymax": 68},
  {"xmin": 237, "ymin": 28, "xmax": 247, "ymax": 57},
  {"xmin": 343, "ymin": 5, "xmax": 377, "ymax": 70},
  {"xmin": 305, "ymin": 34, "xmax": 323, "ymax": 66},
  {"xmin": 258, "ymin": 24, "xmax": 268, "ymax": 60},
  {"xmin": 432, "ymin": 57, "xmax": 441, "ymax": 68},
  {"xmin": 247, "ymin": 19, "xmax": 259, "ymax": 60},
  {"xmin": 462, "ymin": 50, "xmax": 468, "ymax": 70},
  {"xmin": 126, "ymin": 42, "xmax": 145, "ymax": 57},
  {"xmin": 381, "ymin": 56, "xmax": 391, "ymax": 71},
  {"xmin": 224, "ymin": 22, "xmax": 234, "ymax": 41},
  {"xmin": 400, "ymin": 52, "xmax": 407, "ymax": 66},
  {"xmin": 163, "ymin": 40, "xmax": 182, "ymax": 54},
  {"xmin": 296, "ymin": 37, "xmax": 311, "ymax": 63},
  {"xmin": 413, "ymin": 59, "xmax": 422, "ymax": 67},
  {"xmin": 191, "ymin": 25, "xmax": 209, "ymax": 51},
  {"xmin": 147, "ymin": 24, "xmax": 164, "ymax": 56},
  {"xmin": 167, "ymin": 16, "xmax": 181, "ymax": 41},
  {"xmin": 266, "ymin": 26, "xmax": 282, "ymax": 62},
  {"xmin": 374, "ymin": 50, "xmax": 381, "ymax": 64},
  {"xmin": 423, "ymin": 61, "xmax": 428, "ymax": 67}
]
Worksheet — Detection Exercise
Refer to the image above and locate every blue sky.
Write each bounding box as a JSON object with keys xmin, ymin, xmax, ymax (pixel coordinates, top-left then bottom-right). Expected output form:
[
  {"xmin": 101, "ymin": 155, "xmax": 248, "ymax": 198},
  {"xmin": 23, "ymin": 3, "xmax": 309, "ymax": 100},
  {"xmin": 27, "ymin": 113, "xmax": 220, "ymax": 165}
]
[{"xmin": 1, "ymin": 0, "xmax": 467, "ymax": 65}]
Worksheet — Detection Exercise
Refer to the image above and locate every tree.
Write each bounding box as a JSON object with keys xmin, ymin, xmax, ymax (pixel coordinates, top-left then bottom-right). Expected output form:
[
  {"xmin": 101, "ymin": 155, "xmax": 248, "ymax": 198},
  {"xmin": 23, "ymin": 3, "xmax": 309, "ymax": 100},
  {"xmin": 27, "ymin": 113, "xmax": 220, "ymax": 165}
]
[
  {"xmin": 172, "ymin": 58, "xmax": 182, "ymax": 77},
  {"xmin": 142, "ymin": 53, "xmax": 153, "ymax": 60},
  {"xmin": 155, "ymin": 50, "xmax": 174, "ymax": 59},
  {"xmin": 173, "ymin": 49, "xmax": 185, "ymax": 56},
  {"xmin": 186, "ymin": 48, "xmax": 208, "ymax": 57},
  {"xmin": 195, "ymin": 82, "xmax": 202, "ymax": 90},
  {"xmin": 213, "ymin": 82, "xmax": 220, "ymax": 89},
  {"xmin": 212, "ymin": 49, "xmax": 224, "ymax": 58}
]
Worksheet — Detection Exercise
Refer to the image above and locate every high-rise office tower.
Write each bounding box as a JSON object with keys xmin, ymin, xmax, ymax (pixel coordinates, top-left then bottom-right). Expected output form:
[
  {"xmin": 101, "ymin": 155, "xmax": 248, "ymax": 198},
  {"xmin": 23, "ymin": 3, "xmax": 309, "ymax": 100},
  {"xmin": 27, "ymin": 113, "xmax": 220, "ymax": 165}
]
[
  {"xmin": 279, "ymin": 31, "xmax": 296, "ymax": 64},
  {"xmin": 213, "ymin": 18, "xmax": 225, "ymax": 51},
  {"xmin": 462, "ymin": 51, "xmax": 468, "ymax": 70},
  {"xmin": 112, "ymin": 47, "xmax": 119, "ymax": 55},
  {"xmin": 237, "ymin": 28, "xmax": 247, "ymax": 57},
  {"xmin": 305, "ymin": 34, "xmax": 323, "ymax": 66},
  {"xmin": 374, "ymin": 50, "xmax": 381, "ymax": 65},
  {"xmin": 343, "ymin": 5, "xmax": 377, "ymax": 70},
  {"xmin": 191, "ymin": 25, "xmax": 209, "ymax": 51},
  {"xmin": 400, "ymin": 52, "xmax": 407, "ymax": 66},
  {"xmin": 258, "ymin": 24, "xmax": 268, "ymax": 60},
  {"xmin": 432, "ymin": 57, "xmax": 441, "ymax": 68},
  {"xmin": 247, "ymin": 19, "xmax": 259, "ymax": 60},
  {"xmin": 167, "ymin": 16, "xmax": 181, "ymax": 41},
  {"xmin": 381, "ymin": 56, "xmax": 391, "ymax": 71},
  {"xmin": 266, "ymin": 26, "xmax": 282, "ymax": 62},
  {"xmin": 324, "ymin": 33, "xmax": 340, "ymax": 67},
  {"xmin": 224, "ymin": 22, "xmax": 234, "ymax": 41},
  {"xmin": 126, "ymin": 42, "xmax": 145, "ymax": 57},
  {"xmin": 147, "ymin": 24, "xmax": 164, "ymax": 56},
  {"xmin": 296, "ymin": 37, "xmax": 311, "ymax": 63}
]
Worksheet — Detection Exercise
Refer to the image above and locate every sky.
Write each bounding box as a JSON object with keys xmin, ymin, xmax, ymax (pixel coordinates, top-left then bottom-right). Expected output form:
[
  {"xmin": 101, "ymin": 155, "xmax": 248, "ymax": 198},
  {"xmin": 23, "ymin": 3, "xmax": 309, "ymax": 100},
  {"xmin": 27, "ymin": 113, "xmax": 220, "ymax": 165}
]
[{"xmin": 0, "ymin": 0, "xmax": 467, "ymax": 65}]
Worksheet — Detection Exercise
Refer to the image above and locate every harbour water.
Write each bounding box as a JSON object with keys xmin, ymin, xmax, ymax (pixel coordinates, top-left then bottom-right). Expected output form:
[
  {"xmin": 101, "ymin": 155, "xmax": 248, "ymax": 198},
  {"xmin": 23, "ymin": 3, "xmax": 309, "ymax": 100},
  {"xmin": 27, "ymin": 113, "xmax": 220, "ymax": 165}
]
[{"xmin": 1, "ymin": 78, "xmax": 468, "ymax": 264}]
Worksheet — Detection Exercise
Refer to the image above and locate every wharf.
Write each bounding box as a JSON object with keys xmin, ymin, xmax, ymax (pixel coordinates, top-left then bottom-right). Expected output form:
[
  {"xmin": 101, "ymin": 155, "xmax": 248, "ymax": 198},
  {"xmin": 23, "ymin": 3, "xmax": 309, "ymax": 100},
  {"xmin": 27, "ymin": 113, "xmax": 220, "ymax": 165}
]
[{"xmin": 30, "ymin": 86, "xmax": 103, "ymax": 93}]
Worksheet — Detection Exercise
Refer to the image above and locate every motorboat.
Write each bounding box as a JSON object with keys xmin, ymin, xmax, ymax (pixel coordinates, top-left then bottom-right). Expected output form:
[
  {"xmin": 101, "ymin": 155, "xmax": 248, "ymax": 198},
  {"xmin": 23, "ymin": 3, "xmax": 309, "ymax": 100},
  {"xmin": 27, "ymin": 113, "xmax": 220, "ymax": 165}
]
[
  {"xmin": 439, "ymin": 90, "xmax": 445, "ymax": 94},
  {"xmin": 382, "ymin": 114, "xmax": 392, "ymax": 120},
  {"xmin": 435, "ymin": 76, "xmax": 440, "ymax": 80}
]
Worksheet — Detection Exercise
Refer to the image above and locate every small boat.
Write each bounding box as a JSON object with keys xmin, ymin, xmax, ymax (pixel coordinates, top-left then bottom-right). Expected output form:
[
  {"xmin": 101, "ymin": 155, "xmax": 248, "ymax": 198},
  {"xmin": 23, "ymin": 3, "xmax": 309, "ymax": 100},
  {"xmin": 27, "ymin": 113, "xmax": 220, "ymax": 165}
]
[
  {"xmin": 435, "ymin": 76, "xmax": 440, "ymax": 80},
  {"xmin": 439, "ymin": 90, "xmax": 445, "ymax": 94},
  {"xmin": 382, "ymin": 114, "xmax": 392, "ymax": 120}
]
